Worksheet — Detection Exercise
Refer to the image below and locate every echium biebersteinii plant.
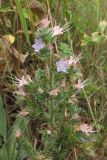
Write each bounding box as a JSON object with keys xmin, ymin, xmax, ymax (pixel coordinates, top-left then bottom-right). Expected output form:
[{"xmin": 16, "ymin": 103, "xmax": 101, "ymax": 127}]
[{"xmin": 15, "ymin": 18, "xmax": 96, "ymax": 160}]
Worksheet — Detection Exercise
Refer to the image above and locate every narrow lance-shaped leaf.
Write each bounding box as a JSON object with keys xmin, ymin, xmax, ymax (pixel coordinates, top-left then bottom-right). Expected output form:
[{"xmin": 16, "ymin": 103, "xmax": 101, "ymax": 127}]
[
  {"xmin": 15, "ymin": 0, "xmax": 30, "ymax": 44},
  {"xmin": 0, "ymin": 146, "xmax": 8, "ymax": 160},
  {"xmin": 0, "ymin": 95, "xmax": 7, "ymax": 142},
  {"xmin": 6, "ymin": 116, "xmax": 30, "ymax": 160}
]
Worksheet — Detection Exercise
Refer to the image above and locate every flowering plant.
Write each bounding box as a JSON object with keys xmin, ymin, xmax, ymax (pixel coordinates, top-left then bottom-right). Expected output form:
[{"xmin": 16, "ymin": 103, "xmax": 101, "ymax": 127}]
[{"xmin": 11, "ymin": 18, "xmax": 96, "ymax": 160}]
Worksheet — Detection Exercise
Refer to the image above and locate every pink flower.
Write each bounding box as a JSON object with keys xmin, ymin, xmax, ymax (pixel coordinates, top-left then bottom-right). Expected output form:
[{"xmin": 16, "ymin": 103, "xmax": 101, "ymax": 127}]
[
  {"xmin": 19, "ymin": 110, "xmax": 29, "ymax": 116},
  {"xmin": 73, "ymin": 79, "xmax": 88, "ymax": 89},
  {"xmin": 16, "ymin": 76, "xmax": 28, "ymax": 87},
  {"xmin": 15, "ymin": 75, "xmax": 31, "ymax": 88},
  {"xmin": 47, "ymin": 43, "xmax": 53, "ymax": 50},
  {"xmin": 52, "ymin": 23, "xmax": 70, "ymax": 37},
  {"xmin": 40, "ymin": 18, "xmax": 50, "ymax": 28},
  {"xmin": 15, "ymin": 129, "xmax": 21, "ymax": 138},
  {"xmin": 16, "ymin": 87, "xmax": 26, "ymax": 96},
  {"xmin": 68, "ymin": 54, "xmax": 81, "ymax": 66},
  {"xmin": 79, "ymin": 123, "xmax": 94, "ymax": 135},
  {"xmin": 52, "ymin": 26, "xmax": 63, "ymax": 36},
  {"xmin": 14, "ymin": 75, "xmax": 31, "ymax": 97},
  {"xmin": 49, "ymin": 88, "xmax": 60, "ymax": 96}
]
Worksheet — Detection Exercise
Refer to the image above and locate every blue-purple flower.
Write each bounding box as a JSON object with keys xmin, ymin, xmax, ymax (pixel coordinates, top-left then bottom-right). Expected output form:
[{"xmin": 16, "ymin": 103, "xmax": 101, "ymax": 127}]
[
  {"xmin": 32, "ymin": 39, "xmax": 44, "ymax": 53},
  {"xmin": 56, "ymin": 59, "xmax": 68, "ymax": 73}
]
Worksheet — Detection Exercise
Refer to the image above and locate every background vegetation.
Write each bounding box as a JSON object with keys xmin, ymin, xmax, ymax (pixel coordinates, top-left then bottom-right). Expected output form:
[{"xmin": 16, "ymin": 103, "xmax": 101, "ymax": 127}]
[{"xmin": 0, "ymin": 0, "xmax": 107, "ymax": 159}]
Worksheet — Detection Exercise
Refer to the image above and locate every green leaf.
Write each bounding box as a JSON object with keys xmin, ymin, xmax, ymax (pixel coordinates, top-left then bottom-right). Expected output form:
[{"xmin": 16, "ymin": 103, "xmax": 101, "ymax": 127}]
[
  {"xmin": 6, "ymin": 135, "xmax": 18, "ymax": 160},
  {"xmin": 44, "ymin": 112, "xmax": 51, "ymax": 120},
  {"xmin": 59, "ymin": 42, "xmax": 72, "ymax": 58},
  {"xmin": 38, "ymin": 48, "xmax": 50, "ymax": 60},
  {"xmin": 0, "ymin": 146, "xmax": 8, "ymax": 160},
  {"xmin": 6, "ymin": 128, "xmax": 18, "ymax": 160},
  {"xmin": 81, "ymin": 33, "xmax": 92, "ymax": 46},
  {"xmin": 15, "ymin": 0, "xmax": 30, "ymax": 44},
  {"xmin": 6, "ymin": 116, "xmax": 29, "ymax": 160},
  {"xmin": 0, "ymin": 95, "xmax": 7, "ymax": 142}
]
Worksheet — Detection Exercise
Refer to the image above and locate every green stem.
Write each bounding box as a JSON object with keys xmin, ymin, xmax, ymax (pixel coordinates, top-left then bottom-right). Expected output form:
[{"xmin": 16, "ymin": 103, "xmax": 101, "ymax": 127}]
[
  {"xmin": 96, "ymin": 0, "xmax": 100, "ymax": 26},
  {"xmin": 82, "ymin": 88, "xmax": 97, "ymax": 128}
]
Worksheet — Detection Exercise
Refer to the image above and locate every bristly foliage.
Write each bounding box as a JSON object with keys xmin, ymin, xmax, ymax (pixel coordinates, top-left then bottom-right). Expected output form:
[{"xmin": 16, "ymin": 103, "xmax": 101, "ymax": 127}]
[{"xmin": 0, "ymin": 0, "xmax": 107, "ymax": 160}]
